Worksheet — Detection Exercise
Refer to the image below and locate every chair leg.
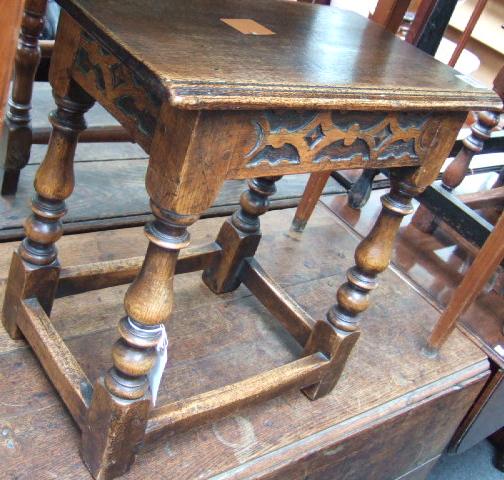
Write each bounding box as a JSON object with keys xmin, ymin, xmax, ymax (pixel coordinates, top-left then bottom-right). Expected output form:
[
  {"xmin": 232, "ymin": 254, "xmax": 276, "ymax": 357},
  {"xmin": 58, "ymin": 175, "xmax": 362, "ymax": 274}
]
[
  {"xmin": 1, "ymin": 0, "xmax": 48, "ymax": 196},
  {"xmin": 425, "ymin": 211, "xmax": 504, "ymax": 354},
  {"xmin": 291, "ymin": 171, "xmax": 331, "ymax": 234}
]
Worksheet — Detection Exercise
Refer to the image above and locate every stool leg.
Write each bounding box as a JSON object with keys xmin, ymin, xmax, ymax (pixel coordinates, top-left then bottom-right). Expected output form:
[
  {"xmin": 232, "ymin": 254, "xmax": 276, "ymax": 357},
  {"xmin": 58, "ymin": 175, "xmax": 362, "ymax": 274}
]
[
  {"xmin": 305, "ymin": 173, "xmax": 415, "ymax": 398},
  {"xmin": 1, "ymin": 0, "xmax": 47, "ymax": 196},
  {"xmin": 2, "ymin": 87, "xmax": 94, "ymax": 339},
  {"xmin": 81, "ymin": 205, "xmax": 198, "ymax": 480},
  {"xmin": 203, "ymin": 176, "xmax": 282, "ymax": 294}
]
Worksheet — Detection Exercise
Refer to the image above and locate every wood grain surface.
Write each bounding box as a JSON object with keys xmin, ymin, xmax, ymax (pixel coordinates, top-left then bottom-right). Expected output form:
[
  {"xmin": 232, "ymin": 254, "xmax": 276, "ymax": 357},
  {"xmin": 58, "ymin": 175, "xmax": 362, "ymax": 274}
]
[{"xmin": 56, "ymin": 0, "xmax": 502, "ymax": 111}]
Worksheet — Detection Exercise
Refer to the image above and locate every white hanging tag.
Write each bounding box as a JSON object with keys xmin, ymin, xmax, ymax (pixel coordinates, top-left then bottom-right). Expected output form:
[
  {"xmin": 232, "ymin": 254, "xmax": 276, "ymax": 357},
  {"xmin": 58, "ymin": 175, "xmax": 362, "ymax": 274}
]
[{"xmin": 147, "ymin": 325, "xmax": 168, "ymax": 406}]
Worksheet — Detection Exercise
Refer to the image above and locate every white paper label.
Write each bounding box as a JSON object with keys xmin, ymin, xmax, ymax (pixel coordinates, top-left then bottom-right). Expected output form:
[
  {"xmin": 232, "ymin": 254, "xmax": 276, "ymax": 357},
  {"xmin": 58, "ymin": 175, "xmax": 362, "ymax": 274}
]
[{"xmin": 147, "ymin": 325, "xmax": 168, "ymax": 406}]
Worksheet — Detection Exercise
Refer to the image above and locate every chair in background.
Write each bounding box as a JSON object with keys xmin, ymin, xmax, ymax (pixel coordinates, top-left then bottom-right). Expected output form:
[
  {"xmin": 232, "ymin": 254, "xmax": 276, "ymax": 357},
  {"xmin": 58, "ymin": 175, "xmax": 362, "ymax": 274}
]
[
  {"xmin": 412, "ymin": 66, "xmax": 503, "ymax": 248},
  {"xmin": 425, "ymin": 208, "xmax": 503, "ymax": 354}
]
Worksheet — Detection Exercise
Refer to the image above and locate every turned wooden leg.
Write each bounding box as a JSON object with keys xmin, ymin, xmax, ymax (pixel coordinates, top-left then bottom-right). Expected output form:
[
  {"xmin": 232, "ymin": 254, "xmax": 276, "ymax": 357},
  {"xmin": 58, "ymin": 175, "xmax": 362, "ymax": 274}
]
[
  {"xmin": 304, "ymin": 173, "xmax": 415, "ymax": 398},
  {"xmin": 347, "ymin": 169, "xmax": 380, "ymax": 209},
  {"xmin": 81, "ymin": 205, "xmax": 198, "ymax": 480},
  {"xmin": 412, "ymin": 110, "xmax": 500, "ymax": 233},
  {"xmin": 291, "ymin": 171, "xmax": 331, "ymax": 234},
  {"xmin": 1, "ymin": 88, "xmax": 94, "ymax": 339},
  {"xmin": 0, "ymin": 0, "xmax": 47, "ymax": 196},
  {"xmin": 203, "ymin": 176, "xmax": 282, "ymax": 294}
]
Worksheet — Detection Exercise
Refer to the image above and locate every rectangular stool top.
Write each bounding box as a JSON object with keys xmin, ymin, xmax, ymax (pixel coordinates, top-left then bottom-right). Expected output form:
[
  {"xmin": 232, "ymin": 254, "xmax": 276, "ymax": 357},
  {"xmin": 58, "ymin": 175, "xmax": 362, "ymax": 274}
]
[{"xmin": 58, "ymin": 0, "xmax": 502, "ymax": 111}]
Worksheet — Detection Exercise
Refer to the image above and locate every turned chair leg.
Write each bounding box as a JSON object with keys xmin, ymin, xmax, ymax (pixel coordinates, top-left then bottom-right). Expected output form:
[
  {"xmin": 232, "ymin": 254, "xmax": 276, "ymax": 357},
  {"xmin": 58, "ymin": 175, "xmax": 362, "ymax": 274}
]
[
  {"xmin": 1, "ymin": 0, "xmax": 48, "ymax": 196},
  {"xmin": 291, "ymin": 171, "xmax": 331, "ymax": 234},
  {"xmin": 203, "ymin": 176, "xmax": 282, "ymax": 293},
  {"xmin": 303, "ymin": 172, "xmax": 415, "ymax": 399},
  {"xmin": 81, "ymin": 205, "xmax": 199, "ymax": 480},
  {"xmin": 2, "ymin": 86, "xmax": 94, "ymax": 339}
]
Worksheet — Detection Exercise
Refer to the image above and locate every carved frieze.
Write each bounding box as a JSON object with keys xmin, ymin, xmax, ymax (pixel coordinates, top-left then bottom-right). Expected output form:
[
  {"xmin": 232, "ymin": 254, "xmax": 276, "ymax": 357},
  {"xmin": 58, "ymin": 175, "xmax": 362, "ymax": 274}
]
[
  {"xmin": 72, "ymin": 30, "xmax": 161, "ymax": 150},
  {"xmin": 243, "ymin": 110, "xmax": 441, "ymax": 171}
]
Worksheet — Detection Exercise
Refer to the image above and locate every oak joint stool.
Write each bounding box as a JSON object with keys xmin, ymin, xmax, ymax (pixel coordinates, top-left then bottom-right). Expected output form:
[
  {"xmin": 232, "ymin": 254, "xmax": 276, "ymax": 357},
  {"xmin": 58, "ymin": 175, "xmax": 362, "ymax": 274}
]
[{"xmin": 2, "ymin": 0, "xmax": 501, "ymax": 478}]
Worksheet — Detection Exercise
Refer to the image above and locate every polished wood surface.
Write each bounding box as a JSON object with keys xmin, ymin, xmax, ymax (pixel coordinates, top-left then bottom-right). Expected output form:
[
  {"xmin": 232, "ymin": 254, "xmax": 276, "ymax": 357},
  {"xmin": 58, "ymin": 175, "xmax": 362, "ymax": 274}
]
[
  {"xmin": 0, "ymin": 206, "xmax": 489, "ymax": 479},
  {"xmin": 57, "ymin": 0, "xmax": 501, "ymax": 111}
]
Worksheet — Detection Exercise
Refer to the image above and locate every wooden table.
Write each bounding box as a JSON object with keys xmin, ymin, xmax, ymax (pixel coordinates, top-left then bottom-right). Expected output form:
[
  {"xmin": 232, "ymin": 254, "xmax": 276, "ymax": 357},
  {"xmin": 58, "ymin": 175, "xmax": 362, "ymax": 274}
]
[{"xmin": 1, "ymin": 1, "xmax": 501, "ymax": 478}]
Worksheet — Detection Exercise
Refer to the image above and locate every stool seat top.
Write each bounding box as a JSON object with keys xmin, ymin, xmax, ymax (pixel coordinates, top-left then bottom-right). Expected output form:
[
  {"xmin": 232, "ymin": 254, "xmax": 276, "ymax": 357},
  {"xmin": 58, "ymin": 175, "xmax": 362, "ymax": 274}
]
[{"xmin": 58, "ymin": 0, "xmax": 501, "ymax": 111}]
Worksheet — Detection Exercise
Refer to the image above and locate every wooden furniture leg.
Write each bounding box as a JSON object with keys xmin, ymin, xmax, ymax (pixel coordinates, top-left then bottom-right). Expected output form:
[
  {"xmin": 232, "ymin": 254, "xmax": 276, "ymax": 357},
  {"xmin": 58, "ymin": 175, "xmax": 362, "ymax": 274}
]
[
  {"xmin": 405, "ymin": 0, "xmax": 437, "ymax": 44},
  {"xmin": 370, "ymin": 0, "xmax": 412, "ymax": 33},
  {"xmin": 81, "ymin": 206, "xmax": 199, "ymax": 480},
  {"xmin": 448, "ymin": 0, "xmax": 488, "ymax": 67},
  {"xmin": 303, "ymin": 171, "xmax": 417, "ymax": 398},
  {"xmin": 203, "ymin": 176, "xmax": 282, "ymax": 293},
  {"xmin": 81, "ymin": 102, "xmax": 228, "ymax": 479},
  {"xmin": 347, "ymin": 168, "xmax": 381, "ymax": 209},
  {"xmin": 425, "ymin": 212, "xmax": 504, "ymax": 354},
  {"xmin": 291, "ymin": 171, "xmax": 330, "ymax": 233},
  {"xmin": 412, "ymin": 109, "xmax": 500, "ymax": 233},
  {"xmin": 1, "ymin": 0, "xmax": 48, "ymax": 196},
  {"xmin": 2, "ymin": 84, "xmax": 94, "ymax": 339},
  {"xmin": 0, "ymin": 0, "xmax": 24, "ymax": 137}
]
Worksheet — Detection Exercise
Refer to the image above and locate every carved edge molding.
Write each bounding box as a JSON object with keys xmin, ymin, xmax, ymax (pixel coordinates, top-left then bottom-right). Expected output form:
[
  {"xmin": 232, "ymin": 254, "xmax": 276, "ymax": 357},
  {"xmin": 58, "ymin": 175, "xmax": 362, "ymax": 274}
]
[
  {"xmin": 71, "ymin": 30, "xmax": 162, "ymax": 150},
  {"xmin": 242, "ymin": 110, "xmax": 442, "ymax": 171}
]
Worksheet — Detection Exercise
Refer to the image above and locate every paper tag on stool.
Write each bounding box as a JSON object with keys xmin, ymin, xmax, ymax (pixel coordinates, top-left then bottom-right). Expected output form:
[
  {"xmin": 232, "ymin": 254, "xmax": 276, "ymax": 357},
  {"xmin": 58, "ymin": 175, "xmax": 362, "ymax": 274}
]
[{"xmin": 147, "ymin": 325, "xmax": 168, "ymax": 405}]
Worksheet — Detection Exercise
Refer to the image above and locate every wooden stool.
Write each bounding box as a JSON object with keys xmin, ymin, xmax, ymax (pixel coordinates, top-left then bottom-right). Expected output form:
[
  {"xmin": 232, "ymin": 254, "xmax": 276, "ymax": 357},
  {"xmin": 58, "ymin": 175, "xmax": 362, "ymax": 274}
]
[{"xmin": 1, "ymin": 1, "xmax": 501, "ymax": 478}]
